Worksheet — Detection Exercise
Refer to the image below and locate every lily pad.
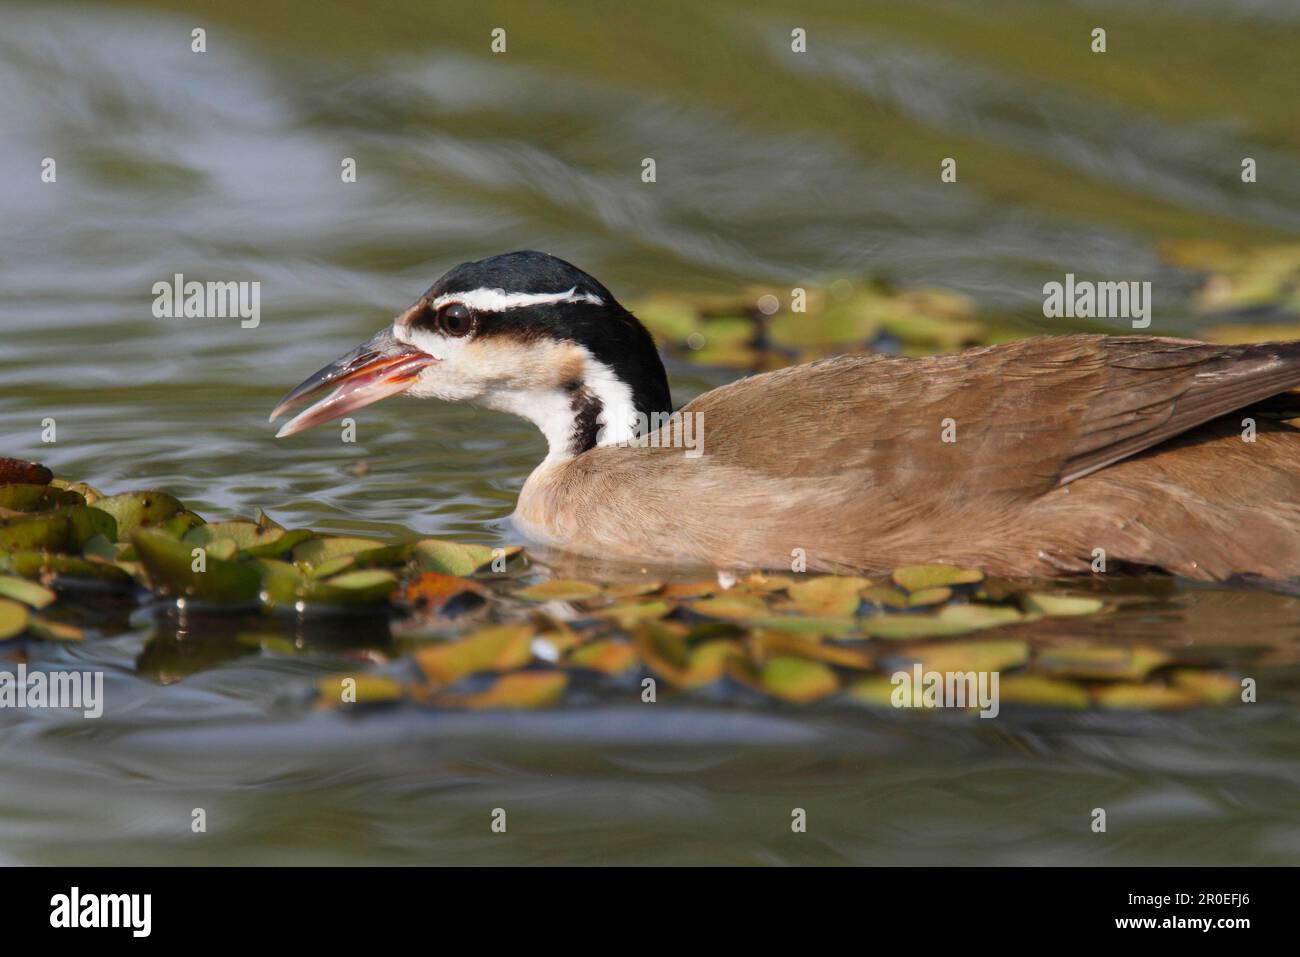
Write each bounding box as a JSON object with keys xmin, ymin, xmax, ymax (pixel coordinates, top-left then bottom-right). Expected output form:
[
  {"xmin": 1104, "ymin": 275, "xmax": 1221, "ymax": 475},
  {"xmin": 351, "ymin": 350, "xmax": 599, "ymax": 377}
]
[
  {"xmin": 0, "ymin": 484, "xmax": 84, "ymax": 512},
  {"xmin": 94, "ymin": 491, "xmax": 184, "ymax": 539},
  {"xmin": 1023, "ymin": 593, "xmax": 1105, "ymax": 617},
  {"xmin": 257, "ymin": 561, "xmax": 398, "ymax": 608},
  {"xmin": 752, "ymin": 630, "xmax": 874, "ymax": 669},
  {"xmin": 753, "ymin": 656, "xmax": 839, "ymax": 703},
  {"xmin": 688, "ymin": 594, "xmax": 771, "ymax": 620},
  {"xmin": 892, "ymin": 564, "xmax": 984, "ymax": 591},
  {"xmin": 591, "ymin": 599, "xmax": 673, "ymax": 627},
  {"xmin": 1094, "ymin": 683, "xmax": 1199, "ymax": 710},
  {"xmin": 440, "ymin": 671, "xmax": 568, "ymax": 710},
  {"xmin": 635, "ymin": 622, "xmax": 738, "ymax": 688},
  {"xmin": 786, "ymin": 576, "xmax": 869, "ymax": 616},
  {"xmin": 0, "ymin": 550, "xmax": 134, "ymax": 586},
  {"xmin": 863, "ymin": 603, "xmax": 1023, "ymax": 640},
  {"xmin": 565, "ymin": 639, "xmax": 639, "ymax": 674},
  {"xmin": 399, "ymin": 572, "xmax": 485, "ymax": 614},
  {"xmin": 411, "ymin": 539, "xmax": 516, "ymax": 576},
  {"xmin": 0, "ymin": 506, "xmax": 116, "ymax": 552},
  {"xmin": 133, "ymin": 529, "xmax": 261, "ymax": 606},
  {"xmin": 415, "ymin": 624, "xmax": 534, "ymax": 685},
  {"xmin": 185, "ymin": 522, "xmax": 313, "ymax": 559},
  {"xmin": 292, "ymin": 536, "xmax": 406, "ymax": 569},
  {"xmin": 1036, "ymin": 645, "xmax": 1171, "ymax": 681},
  {"xmin": 900, "ymin": 639, "xmax": 1029, "ymax": 674},
  {"xmin": 26, "ymin": 616, "xmax": 85, "ymax": 642},
  {"xmin": 0, "ymin": 575, "xmax": 56, "ymax": 609},
  {"xmin": 515, "ymin": 579, "xmax": 602, "ymax": 602},
  {"xmin": 997, "ymin": 675, "xmax": 1090, "ymax": 709},
  {"xmin": 0, "ymin": 598, "xmax": 29, "ymax": 639}
]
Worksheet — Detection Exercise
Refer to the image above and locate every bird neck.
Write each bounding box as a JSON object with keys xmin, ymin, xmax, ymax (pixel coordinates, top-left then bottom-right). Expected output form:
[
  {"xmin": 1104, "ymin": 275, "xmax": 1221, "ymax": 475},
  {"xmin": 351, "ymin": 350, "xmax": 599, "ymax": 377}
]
[{"xmin": 487, "ymin": 353, "xmax": 671, "ymax": 464}]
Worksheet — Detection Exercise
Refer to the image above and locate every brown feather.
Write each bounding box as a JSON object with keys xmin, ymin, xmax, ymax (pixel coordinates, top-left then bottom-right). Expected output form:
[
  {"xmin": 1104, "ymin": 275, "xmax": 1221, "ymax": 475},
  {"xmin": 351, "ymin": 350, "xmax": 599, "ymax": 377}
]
[{"xmin": 514, "ymin": 335, "xmax": 1300, "ymax": 580}]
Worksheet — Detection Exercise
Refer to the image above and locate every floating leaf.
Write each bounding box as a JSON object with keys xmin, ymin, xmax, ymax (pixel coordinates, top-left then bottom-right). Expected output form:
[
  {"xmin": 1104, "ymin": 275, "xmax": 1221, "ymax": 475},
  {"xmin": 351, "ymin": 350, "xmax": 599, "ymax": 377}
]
[
  {"xmin": 863, "ymin": 603, "xmax": 1022, "ymax": 640},
  {"xmin": 860, "ymin": 584, "xmax": 909, "ymax": 609},
  {"xmin": 908, "ymin": 586, "xmax": 952, "ymax": 607},
  {"xmin": 0, "ymin": 550, "xmax": 134, "ymax": 586},
  {"xmin": 515, "ymin": 579, "xmax": 602, "ymax": 602},
  {"xmin": 635, "ymin": 623, "xmax": 737, "ymax": 688},
  {"xmin": 293, "ymin": 536, "xmax": 406, "ymax": 568},
  {"xmin": 746, "ymin": 615, "xmax": 859, "ymax": 636},
  {"xmin": 592, "ymin": 599, "xmax": 673, "ymax": 628},
  {"xmin": 1169, "ymin": 669, "xmax": 1242, "ymax": 705},
  {"xmin": 94, "ymin": 491, "xmax": 184, "ymax": 539},
  {"xmin": 752, "ymin": 631, "xmax": 873, "ymax": 669},
  {"xmin": 752, "ymin": 656, "xmax": 839, "ymax": 703},
  {"xmin": 1036, "ymin": 645, "xmax": 1171, "ymax": 681},
  {"xmin": 997, "ymin": 675, "xmax": 1090, "ymax": 709},
  {"xmin": 787, "ymin": 576, "xmax": 868, "ymax": 616},
  {"xmin": 900, "ymin": 639, "xmax": 1028, "ymax": 674},
  {"xmin": 258, "ymin": 561, "xmax": 398, "ymax": 608},
  {"xmin": 1094, "ymin": 683, "xmax": 1199, "ymax": 710},
  {"xmin": 415, "ymin": 625, "xmax": 534, "ymax": 685},
  {"xmin": 411, "ymin": 539, "xmax": 514, "ymax": 575},
  {"xmin": 0, "ymin": 599, "xmax": 29, "ymax": 639},
  {"xmin": 441, "ymin": 671, "xmax": 568, "ymax": 710},
  {"xmin": 565, "ymin": 639, "xmax": 639, "ymax": 674},
  {"xmin": 0, "ymin": 575, "xmax": 56, "ymax": 609},
  {"xmin": 688, "ymin": 594, "xmax": 771, "ymax": 620},
  {"xmin": 1023, "ymin": 593, "xmax": 1105, "ymax": 617},
  {"xmin": 0, "ymin": 484, "xmax": 84, "ymax": 512},
  {"xmin": 132, "ymin": 529, "xmax": 261, "ymax": 606},
  {"xmin": 892, "ymin": 564, "xmax": 984, "ymax": 591},
  {"xmin": 185, "ymin": 522, "xmax": 312, "ymax": 559},
  {"xmin": 319, "ymin": 674, "xmax": 405, "ymax": 707},
  {"xmin": 399, "ymin": 572, "xmax": 485, "ymax": 614},
  {"xmin": 662, "ymin": 581, "xmax": 717, "ymax": 599},
  {"xmin": 27, "ymin": 617, "xmax": 85, "ymax": 642},
  {"xmin": 0, "ymin": 506, "xmax": 116, "ymax": 552}
]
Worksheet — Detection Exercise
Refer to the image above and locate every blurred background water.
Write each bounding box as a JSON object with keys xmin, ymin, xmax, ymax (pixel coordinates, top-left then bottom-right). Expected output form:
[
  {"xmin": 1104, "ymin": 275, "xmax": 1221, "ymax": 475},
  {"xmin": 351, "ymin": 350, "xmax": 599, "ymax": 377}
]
[{"xmin": 1, "ymin": 0, "xmax": 1299, "ymax": 865}]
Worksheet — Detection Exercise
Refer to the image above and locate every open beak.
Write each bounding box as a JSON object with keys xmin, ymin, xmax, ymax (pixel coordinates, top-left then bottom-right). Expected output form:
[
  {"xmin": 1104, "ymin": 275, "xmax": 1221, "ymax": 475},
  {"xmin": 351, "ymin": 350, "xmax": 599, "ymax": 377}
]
[{"xmin": 269, "ymin": 328, "xmax": 437, "ymax": 437}]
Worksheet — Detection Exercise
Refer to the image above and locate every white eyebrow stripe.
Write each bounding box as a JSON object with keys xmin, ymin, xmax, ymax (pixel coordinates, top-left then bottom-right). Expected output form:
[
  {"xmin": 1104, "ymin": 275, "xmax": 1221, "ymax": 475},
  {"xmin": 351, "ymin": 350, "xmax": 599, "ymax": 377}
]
[{"xmin": 432, "ymin": 286, "xmax": 603, "ymax": 312}]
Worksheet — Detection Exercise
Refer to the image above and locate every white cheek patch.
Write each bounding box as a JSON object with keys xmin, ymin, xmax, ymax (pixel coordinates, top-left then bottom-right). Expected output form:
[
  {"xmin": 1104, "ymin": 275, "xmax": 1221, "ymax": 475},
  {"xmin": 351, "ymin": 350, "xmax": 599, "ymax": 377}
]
[{"xmin": 431, "ymin": 286, "xmax": 603, "ymax": 312}]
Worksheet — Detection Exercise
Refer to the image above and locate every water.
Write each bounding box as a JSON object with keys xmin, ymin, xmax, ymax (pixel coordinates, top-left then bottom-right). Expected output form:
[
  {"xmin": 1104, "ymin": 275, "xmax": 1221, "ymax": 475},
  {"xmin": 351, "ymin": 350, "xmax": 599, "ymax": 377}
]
[{"xmin": 1, "ymin": 0, "xmax": 1299, "ymax": 864}]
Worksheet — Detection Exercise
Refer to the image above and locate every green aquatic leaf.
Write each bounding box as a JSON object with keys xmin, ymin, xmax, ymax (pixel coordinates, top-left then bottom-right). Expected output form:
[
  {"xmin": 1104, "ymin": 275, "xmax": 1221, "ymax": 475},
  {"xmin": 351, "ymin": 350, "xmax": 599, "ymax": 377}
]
[
  {"xmin": 0, "ymin": 506, "xmax": 116, "ymax": 552},
  {"xmin": 891, "ymin": 564, "xmax": 984, "ymax": 591},
  {"xmin": 0, "ymin": 575, "xmax": 56, "ymax": 609},
  {"xmin": 1035, "ymin": 645, "xmax": 1171, "ymax": 681},
  {"xmin": 863, "ymin": 603, "xmax": 1022, "ymax": 640},
  {"xmin": 255, "ymin": 560, "xmax": 398, "ymax": 608},
  {"xmin": 515, "ymin": 579, "xmax": 602, "ymax": 602},
  {"xmin": 439, "ymin": 671, "xmax": 569, "ymax": 710},
  {"xmin": 0, "ymin": 550, "xmax": 134, "ymax": 586},
  {"xmin": 94, "ymin": 491, "xmax": 184, "ymax": 539},
  {"xmin": 1022, "ymin": 593, "xmax": 1105, "ymax": 617},
  {"xmin": 0, "ymin": 598, "xmax": 31, "ymax": 639},
  {"xmin": 786, "ymin": 576, "xmax": 869, "ymax": 616},
  {"xmin": 754, "ymin": 656, "xmax": 840, "ymax": 703},
  {"xmin": 0, "ymin": 484, "xmax": 84, "ymax": 512},
  {"xmin": 292, "ymin": 536, "xmax": 406, "ymax": 568},
  {"xmin": 415, "ymin": 624, "xmax": 534, "ymax": 685},
  {"xmin": 184, "ymin": 521, "xmax": 313, "ymax": 559},
  {"xmin": 997, "ymin": 675, "xmax": 1091, "ymax": 709},
  {"xmin": 564, "ymin": 639, "xmax": 639, "ymax": 674},
  {"xmin": 132, "ymin": 529, "xmax": 261, "ymax": 606},
  {"xmin": 410, "ymin": 539, "xmax": 515, "ymax": 575},
  {"xmin": 900, "ymin": 639, "xmax": 1029, "ymax": 674}
]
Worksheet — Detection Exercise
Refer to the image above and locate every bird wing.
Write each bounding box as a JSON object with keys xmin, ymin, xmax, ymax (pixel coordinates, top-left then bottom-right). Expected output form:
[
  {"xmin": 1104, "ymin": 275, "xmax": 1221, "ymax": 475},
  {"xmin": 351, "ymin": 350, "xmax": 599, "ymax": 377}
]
[{"xmin": 669, "ymin": 334, "xmax": 1300, "ymax": 498}]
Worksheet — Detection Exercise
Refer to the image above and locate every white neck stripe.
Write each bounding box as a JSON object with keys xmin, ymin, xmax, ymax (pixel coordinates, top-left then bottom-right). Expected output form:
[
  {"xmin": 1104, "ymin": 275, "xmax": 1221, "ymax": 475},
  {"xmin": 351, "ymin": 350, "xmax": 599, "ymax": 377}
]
[{"xmin": 432, "ymin": 286, "xmax": 603, "ymax": 313}]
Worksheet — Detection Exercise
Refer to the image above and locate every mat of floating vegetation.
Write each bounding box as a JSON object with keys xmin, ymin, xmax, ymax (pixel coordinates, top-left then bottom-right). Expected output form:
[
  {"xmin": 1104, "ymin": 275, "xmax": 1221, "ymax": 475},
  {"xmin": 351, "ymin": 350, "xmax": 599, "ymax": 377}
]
[
  {"xmin": 626, "ymin": 278, "xmax": 1026, "ymax": 372},
  {"xmin": 0, "ymin": 457, "xmax": 1250, "ymax": 714}
]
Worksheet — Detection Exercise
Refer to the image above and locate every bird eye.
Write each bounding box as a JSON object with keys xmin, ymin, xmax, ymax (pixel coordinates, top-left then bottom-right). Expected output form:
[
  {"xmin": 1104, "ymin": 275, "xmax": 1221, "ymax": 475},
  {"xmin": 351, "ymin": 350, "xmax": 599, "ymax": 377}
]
[{"xmin": 437, "ymin": 302, "xmax": 475, "ymax": 337}]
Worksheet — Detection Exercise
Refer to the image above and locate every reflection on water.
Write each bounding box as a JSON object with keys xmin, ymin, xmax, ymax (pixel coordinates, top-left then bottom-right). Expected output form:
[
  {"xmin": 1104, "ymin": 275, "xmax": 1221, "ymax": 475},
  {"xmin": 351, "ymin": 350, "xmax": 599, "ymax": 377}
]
[{"xmin": 2, "ymin": 0, "xmax": 1299, "ymax": 864}]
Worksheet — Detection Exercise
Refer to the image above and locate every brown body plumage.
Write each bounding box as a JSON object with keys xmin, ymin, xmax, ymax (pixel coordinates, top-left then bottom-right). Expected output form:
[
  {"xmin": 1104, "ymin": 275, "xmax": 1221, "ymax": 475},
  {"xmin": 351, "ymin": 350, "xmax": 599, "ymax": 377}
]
[{"xmin": 515, "ymin": 335, "xmax": 1300, "ymax": 580}]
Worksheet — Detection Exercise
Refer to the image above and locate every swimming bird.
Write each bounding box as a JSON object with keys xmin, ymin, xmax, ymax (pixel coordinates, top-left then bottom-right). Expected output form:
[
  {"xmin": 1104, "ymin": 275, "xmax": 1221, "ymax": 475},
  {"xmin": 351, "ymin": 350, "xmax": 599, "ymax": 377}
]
[{"xmin": 271, "ymin": 251, "xmax": 1300, "ymax": 581}]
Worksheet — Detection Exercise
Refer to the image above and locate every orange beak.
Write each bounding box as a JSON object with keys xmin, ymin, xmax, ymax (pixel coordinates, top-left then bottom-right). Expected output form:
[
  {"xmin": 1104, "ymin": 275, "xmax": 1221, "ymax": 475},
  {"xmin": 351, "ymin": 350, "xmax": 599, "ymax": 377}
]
[{"xmin": 269, "ymin": 329, "xmax": 437, "ymax": 438}]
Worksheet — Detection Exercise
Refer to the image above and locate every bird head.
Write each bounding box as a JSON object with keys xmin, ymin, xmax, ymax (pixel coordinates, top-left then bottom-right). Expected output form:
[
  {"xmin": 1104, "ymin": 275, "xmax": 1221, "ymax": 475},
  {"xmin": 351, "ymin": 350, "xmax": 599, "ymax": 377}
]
[{"xmin": 270, "ymin": 251, "xmax": 672, "ymax": 459}]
